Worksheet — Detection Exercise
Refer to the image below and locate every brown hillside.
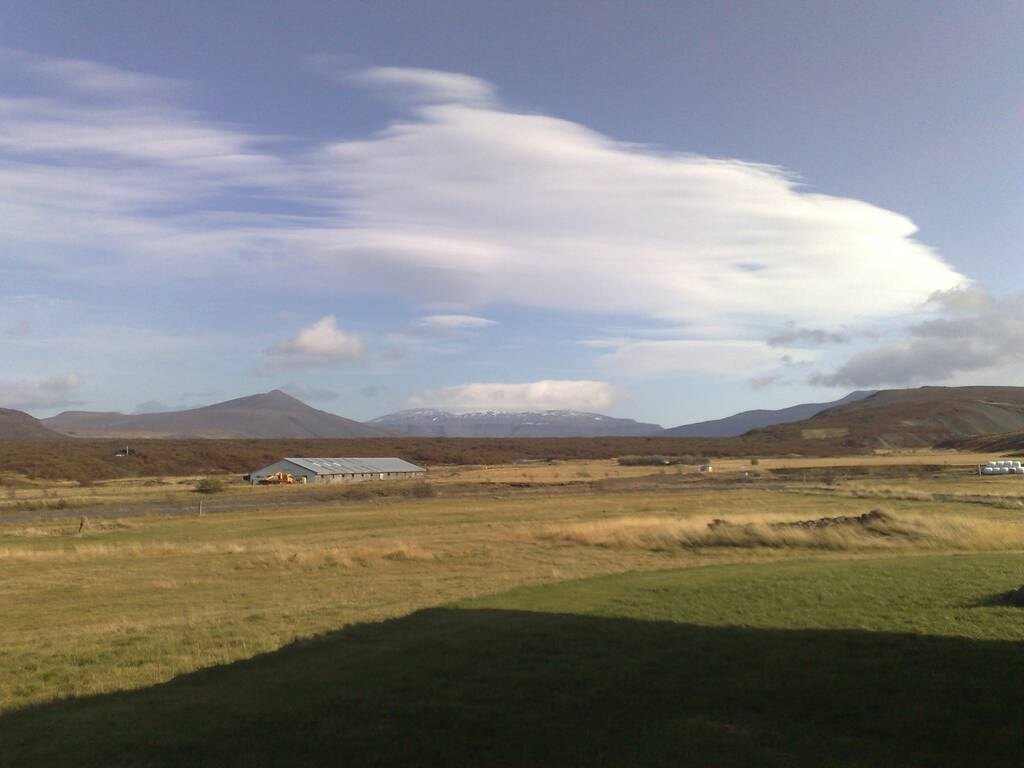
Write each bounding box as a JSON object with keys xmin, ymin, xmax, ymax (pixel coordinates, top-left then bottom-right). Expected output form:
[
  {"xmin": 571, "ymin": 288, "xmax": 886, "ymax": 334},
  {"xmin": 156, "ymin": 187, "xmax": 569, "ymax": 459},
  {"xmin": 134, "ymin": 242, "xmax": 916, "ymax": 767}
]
[
  {"xmin": 754, "ymin": 386, "xmax": 1024, "ymax": 447},
  {"xmin": 0, "ymin": 431, "xmax": 867, "ymax": 481},
  {"xmin": 0, "ymin": 409, "xmax": 65, "ymax": 441},
  {"xmin": 947, "ymin": 430, "xmax": 1024, "ymax": 454}
]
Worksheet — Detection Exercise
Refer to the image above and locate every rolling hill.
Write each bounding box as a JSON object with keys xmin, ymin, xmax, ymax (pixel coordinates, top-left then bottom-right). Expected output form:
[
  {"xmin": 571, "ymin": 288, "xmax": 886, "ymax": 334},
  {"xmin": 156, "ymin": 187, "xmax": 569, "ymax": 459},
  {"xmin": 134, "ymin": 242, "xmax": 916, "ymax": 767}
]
[
  {"xmin": 753, "ymin": 386, "xmax": 1024, "ymax": 447},
  {"xmin": 369, "ymin": 409, "xmax": 664, "ymax": 437},
  {"xmin": 663, "ymin": 391, "xmax": 874, "ymax": 437},
  {"xmin": 0, "ymin": 409, "xmax": 65, "ymax": 440},
  {"xmin": 43, "ymin": 390, "xmax": 391, "ymax": 439}
]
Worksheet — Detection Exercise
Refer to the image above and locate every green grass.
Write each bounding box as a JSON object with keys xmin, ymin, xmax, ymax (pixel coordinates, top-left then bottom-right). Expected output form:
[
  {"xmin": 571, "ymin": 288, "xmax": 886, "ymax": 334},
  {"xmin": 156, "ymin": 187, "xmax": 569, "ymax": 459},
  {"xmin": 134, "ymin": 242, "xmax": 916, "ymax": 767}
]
[{"xmin": 2, "ymin": 553, "xmax": 1022, "ymax": 766}]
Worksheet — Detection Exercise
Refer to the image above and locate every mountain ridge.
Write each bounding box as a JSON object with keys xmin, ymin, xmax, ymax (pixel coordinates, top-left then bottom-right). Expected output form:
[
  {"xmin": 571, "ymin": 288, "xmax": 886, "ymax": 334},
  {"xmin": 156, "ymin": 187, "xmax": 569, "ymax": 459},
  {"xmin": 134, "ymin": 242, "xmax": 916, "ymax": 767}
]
[
  {"xmin": 663, "ymin": 391, "xmax": 875, "ymax": 437},
  {"xmin": 0, "ymin": 408, "xmax": 66, "ymax": 440},
  {"xmin": 43, "ymin": 390, "xmax": 391, "ymax": 439}
]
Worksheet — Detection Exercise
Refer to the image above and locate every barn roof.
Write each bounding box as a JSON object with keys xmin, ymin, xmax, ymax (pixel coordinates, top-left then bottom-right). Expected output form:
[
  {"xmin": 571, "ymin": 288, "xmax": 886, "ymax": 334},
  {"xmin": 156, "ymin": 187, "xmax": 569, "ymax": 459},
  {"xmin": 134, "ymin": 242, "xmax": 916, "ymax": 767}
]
[{"xmin": 283, "ymin": 457, "xmax": 425, "ymax": 475}]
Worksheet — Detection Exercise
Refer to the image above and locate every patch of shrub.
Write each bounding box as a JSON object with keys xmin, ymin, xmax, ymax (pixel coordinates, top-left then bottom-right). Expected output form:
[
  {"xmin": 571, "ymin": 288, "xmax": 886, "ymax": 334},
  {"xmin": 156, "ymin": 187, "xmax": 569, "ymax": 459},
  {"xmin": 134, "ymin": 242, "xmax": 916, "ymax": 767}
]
[{"xmin": 194, "ymin": 478, "xmax": 225, "ymax": 494}]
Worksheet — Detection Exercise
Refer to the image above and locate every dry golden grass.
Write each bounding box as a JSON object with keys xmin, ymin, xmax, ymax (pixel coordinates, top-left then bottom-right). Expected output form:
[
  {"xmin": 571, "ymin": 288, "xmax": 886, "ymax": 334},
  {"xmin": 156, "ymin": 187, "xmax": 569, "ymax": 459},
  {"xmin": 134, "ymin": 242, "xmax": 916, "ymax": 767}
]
[
  {"xmin": 540, "ymin": 510, "xmax": 1024, "ymax": 553},
  {"xmin": 250, "ymin": 540, "xmax": 437, "ymax": 569},
  {"xmin": 0, "ymin": 535, "xmax": 438, "ymax": 567}
]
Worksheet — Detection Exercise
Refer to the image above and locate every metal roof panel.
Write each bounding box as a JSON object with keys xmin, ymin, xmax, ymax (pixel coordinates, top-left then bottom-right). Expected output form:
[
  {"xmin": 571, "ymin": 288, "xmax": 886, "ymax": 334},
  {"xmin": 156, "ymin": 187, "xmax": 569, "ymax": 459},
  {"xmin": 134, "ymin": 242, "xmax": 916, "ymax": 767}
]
[{"xmin": 283, "ymin": 457, "xmax": 425, "ymax": 475}]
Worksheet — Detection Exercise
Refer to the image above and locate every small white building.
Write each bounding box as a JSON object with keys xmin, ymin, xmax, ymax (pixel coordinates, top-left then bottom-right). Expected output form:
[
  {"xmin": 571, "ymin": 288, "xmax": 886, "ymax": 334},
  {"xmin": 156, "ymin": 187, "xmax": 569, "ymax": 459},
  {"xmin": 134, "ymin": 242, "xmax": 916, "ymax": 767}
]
[{"xmin": 249, "ymin": 457, "xmax": 426, "ymax": 485}]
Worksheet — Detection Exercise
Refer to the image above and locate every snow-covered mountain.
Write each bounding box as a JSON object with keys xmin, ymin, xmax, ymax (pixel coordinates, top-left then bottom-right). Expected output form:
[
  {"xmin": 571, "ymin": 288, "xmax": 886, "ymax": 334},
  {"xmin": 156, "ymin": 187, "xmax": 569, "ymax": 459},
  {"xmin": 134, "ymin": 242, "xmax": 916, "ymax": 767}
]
[{"xmin": 369, "ymin": 409, "xmax": 664, "ymax": 437}]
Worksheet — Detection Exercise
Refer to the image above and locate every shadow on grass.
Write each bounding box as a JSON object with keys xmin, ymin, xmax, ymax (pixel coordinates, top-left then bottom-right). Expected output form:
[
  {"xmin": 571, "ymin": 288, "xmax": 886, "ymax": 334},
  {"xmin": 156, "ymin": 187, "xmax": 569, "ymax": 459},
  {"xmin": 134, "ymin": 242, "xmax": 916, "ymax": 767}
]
[
  {"xmin": 969, "ymin": 589, "xmax": 1024, "ymax": 608},
  {"xmin": 2, "ymin": 608, "xmax": 1022, "ymax": 767}
]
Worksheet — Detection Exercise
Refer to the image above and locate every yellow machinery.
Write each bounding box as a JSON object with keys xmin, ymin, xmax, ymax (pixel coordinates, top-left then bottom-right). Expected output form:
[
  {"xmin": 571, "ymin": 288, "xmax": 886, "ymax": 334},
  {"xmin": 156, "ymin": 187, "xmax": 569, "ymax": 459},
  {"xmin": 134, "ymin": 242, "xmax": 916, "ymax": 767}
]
[{"xmin": 259, "ymin": 471, "xmax": 295, "ymax": 485}]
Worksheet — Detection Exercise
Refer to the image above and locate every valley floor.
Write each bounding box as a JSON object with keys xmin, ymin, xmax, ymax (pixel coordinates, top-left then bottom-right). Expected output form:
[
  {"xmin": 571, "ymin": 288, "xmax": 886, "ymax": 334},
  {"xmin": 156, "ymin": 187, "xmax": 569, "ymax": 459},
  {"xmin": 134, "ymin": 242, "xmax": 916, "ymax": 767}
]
[{"xmin": 1, "ymin": 455, "xmax": 1023, "ymax": 765}]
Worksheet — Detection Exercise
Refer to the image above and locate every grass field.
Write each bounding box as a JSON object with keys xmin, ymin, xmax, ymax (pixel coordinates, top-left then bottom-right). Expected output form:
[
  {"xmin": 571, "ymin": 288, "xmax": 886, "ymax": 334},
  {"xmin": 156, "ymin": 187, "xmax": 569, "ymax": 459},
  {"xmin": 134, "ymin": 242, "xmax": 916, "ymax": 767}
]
[
  {"xmin": 3, "ymin": 555, "xmax": 1022, "ymax": 766},
  {"xmin": 2, "ymin": 458, "xmax": 1023, "ymax": 765}
]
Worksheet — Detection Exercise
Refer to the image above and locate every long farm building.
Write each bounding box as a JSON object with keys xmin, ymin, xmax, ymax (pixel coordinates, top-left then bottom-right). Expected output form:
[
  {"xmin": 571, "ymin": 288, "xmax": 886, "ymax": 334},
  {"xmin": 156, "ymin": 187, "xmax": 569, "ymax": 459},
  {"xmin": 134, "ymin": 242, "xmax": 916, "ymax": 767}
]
[{"xmin": 249, "ymin": 457, "xmax": 426, "ymax": 485}]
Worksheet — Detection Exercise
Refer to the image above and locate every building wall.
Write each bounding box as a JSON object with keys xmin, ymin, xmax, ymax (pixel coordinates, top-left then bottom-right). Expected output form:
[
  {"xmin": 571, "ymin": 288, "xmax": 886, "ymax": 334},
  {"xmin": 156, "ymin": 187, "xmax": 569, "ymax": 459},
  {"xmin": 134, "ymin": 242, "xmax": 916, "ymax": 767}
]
[{"xmin": 319, "ymin": 471, "xmax": 425, "ymax": 484}]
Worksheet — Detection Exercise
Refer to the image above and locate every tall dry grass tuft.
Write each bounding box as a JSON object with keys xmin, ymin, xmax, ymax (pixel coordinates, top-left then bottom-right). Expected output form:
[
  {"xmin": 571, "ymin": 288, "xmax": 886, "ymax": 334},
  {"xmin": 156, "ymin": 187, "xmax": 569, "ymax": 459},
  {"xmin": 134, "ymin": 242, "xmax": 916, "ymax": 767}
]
[
  {"xmin": 252, "ymin": 540, "xmax": 437, "ymax": 570},
  {"xmin": 540, "ymin": 511, "xmax": 1024, "ymax": 553},
  {"xmin": 0, "ymin": 540, "xmax": 248, "ymax": 563},
  {"xmin": 0, "ymin": 538, "xmax": 437, "ymax": 567}
]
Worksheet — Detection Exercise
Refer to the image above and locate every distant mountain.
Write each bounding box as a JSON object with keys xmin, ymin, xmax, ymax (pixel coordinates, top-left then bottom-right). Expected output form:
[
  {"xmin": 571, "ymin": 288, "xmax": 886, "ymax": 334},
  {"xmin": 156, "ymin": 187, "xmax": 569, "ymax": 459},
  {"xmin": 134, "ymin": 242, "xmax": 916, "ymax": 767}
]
[
  {"xmin": 663, "ymin": 391, "xmax": 875, "ymax": 437},
  {"xmin": 0, "ymin": 408, "xmax": 65, "ymax": 440},
  {"xmin": 754, "ymin": 386, "xmax": 1024, "ymax": 447},
  {"xmin": 369, "ymin": 409, "xmax": 664, "ymax": 437},
  {"xmin": 43, "ymin": 390, "xmax": 391, "ymax": 439}
]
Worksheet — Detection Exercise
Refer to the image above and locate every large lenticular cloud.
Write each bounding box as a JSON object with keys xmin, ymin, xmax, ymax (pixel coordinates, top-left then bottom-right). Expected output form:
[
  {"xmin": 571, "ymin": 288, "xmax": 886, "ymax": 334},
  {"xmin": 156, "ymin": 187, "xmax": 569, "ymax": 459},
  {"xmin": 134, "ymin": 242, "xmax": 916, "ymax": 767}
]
[{"xmin": 304, "ymin": 66, "xmax": 965, "ymax": 329}]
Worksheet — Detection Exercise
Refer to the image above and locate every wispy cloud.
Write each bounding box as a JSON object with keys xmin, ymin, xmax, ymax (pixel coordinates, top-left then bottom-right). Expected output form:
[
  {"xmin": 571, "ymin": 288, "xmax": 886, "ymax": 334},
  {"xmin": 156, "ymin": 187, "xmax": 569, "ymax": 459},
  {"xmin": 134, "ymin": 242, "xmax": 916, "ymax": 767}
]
[
  {"xmin": 0, "ymin": 47, "xmax": 184, "ymax": 99},
  {"xmin": 408, "ymin": 314, "xmax": 497, "ymax": 338},
  {"xmin": 405, "ymin": 380, "xmax": 621, "ymax": 412},
  {"xmin": 767, "ymin": 327, "xmax": 847, "ymax": 347},
  {"xmin": 0, "ymin": 320, "xmax": 32, "ymax": 339},
  {"xmin": 595, "ymin": 339, "xmax": 812, "ymax": 377},
  {"xmin": 133, "ymin": 400, "xmax": 172, "ymax": 414},
  {"xmin": 0, "ymin": 374, "xmax": 83, "ymax": 411},
  {"xmin": 280, "ymin": 381, "xmax": 340, "ymax": 402},
  {"xmin": 346, "ymin": 66, "xmax": 497, "ymax": 106}
]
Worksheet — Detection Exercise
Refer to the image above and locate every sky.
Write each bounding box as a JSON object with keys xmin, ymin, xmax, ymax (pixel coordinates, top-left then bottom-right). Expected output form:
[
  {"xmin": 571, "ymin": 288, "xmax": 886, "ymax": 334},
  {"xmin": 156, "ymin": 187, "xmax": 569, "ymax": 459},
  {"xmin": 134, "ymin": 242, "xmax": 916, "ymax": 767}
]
[{"xmin": 1, "ymin": 1, "xmax": 1022, "ymax": 425}]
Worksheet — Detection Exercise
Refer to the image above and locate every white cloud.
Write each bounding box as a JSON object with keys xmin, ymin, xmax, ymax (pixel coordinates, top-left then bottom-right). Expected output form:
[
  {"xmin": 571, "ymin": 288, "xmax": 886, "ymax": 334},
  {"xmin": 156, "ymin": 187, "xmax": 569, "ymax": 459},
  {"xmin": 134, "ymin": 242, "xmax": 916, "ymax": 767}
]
[
  {"xmin": 405, "ymin": 380, "xmax": 621, "ymax": 412},
  {"xmin": 303, "ymin": 79, "xmax": 964, "ymax": 329},
  {"xmin": 0, "ymin": 374, "xmax": 83, "ymax": 411},
  {"xmin": 262, "ymin": 316, "xmax": 365, "ymax": 371}
]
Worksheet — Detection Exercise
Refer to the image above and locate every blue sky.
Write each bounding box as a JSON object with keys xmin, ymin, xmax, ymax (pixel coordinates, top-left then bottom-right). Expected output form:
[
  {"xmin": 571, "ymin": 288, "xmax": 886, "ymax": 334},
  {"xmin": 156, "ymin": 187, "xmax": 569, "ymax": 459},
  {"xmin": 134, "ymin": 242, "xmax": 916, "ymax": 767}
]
[{"xmin": 2, "ymin": 2, "xmax": 1022, "ymax": 425}]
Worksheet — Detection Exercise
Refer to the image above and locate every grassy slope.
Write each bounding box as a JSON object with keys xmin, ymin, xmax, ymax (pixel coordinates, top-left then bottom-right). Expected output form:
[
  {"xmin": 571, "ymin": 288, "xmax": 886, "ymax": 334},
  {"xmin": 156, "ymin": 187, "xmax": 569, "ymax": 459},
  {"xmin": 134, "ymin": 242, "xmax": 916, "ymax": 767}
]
[
  {"xmin": 760, "ymin": 385, "xmax": 1024, "ymax": 448},
  {"xmin": 3, "ymin": 554, "xmax": 1023, "ymax": 767}
]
